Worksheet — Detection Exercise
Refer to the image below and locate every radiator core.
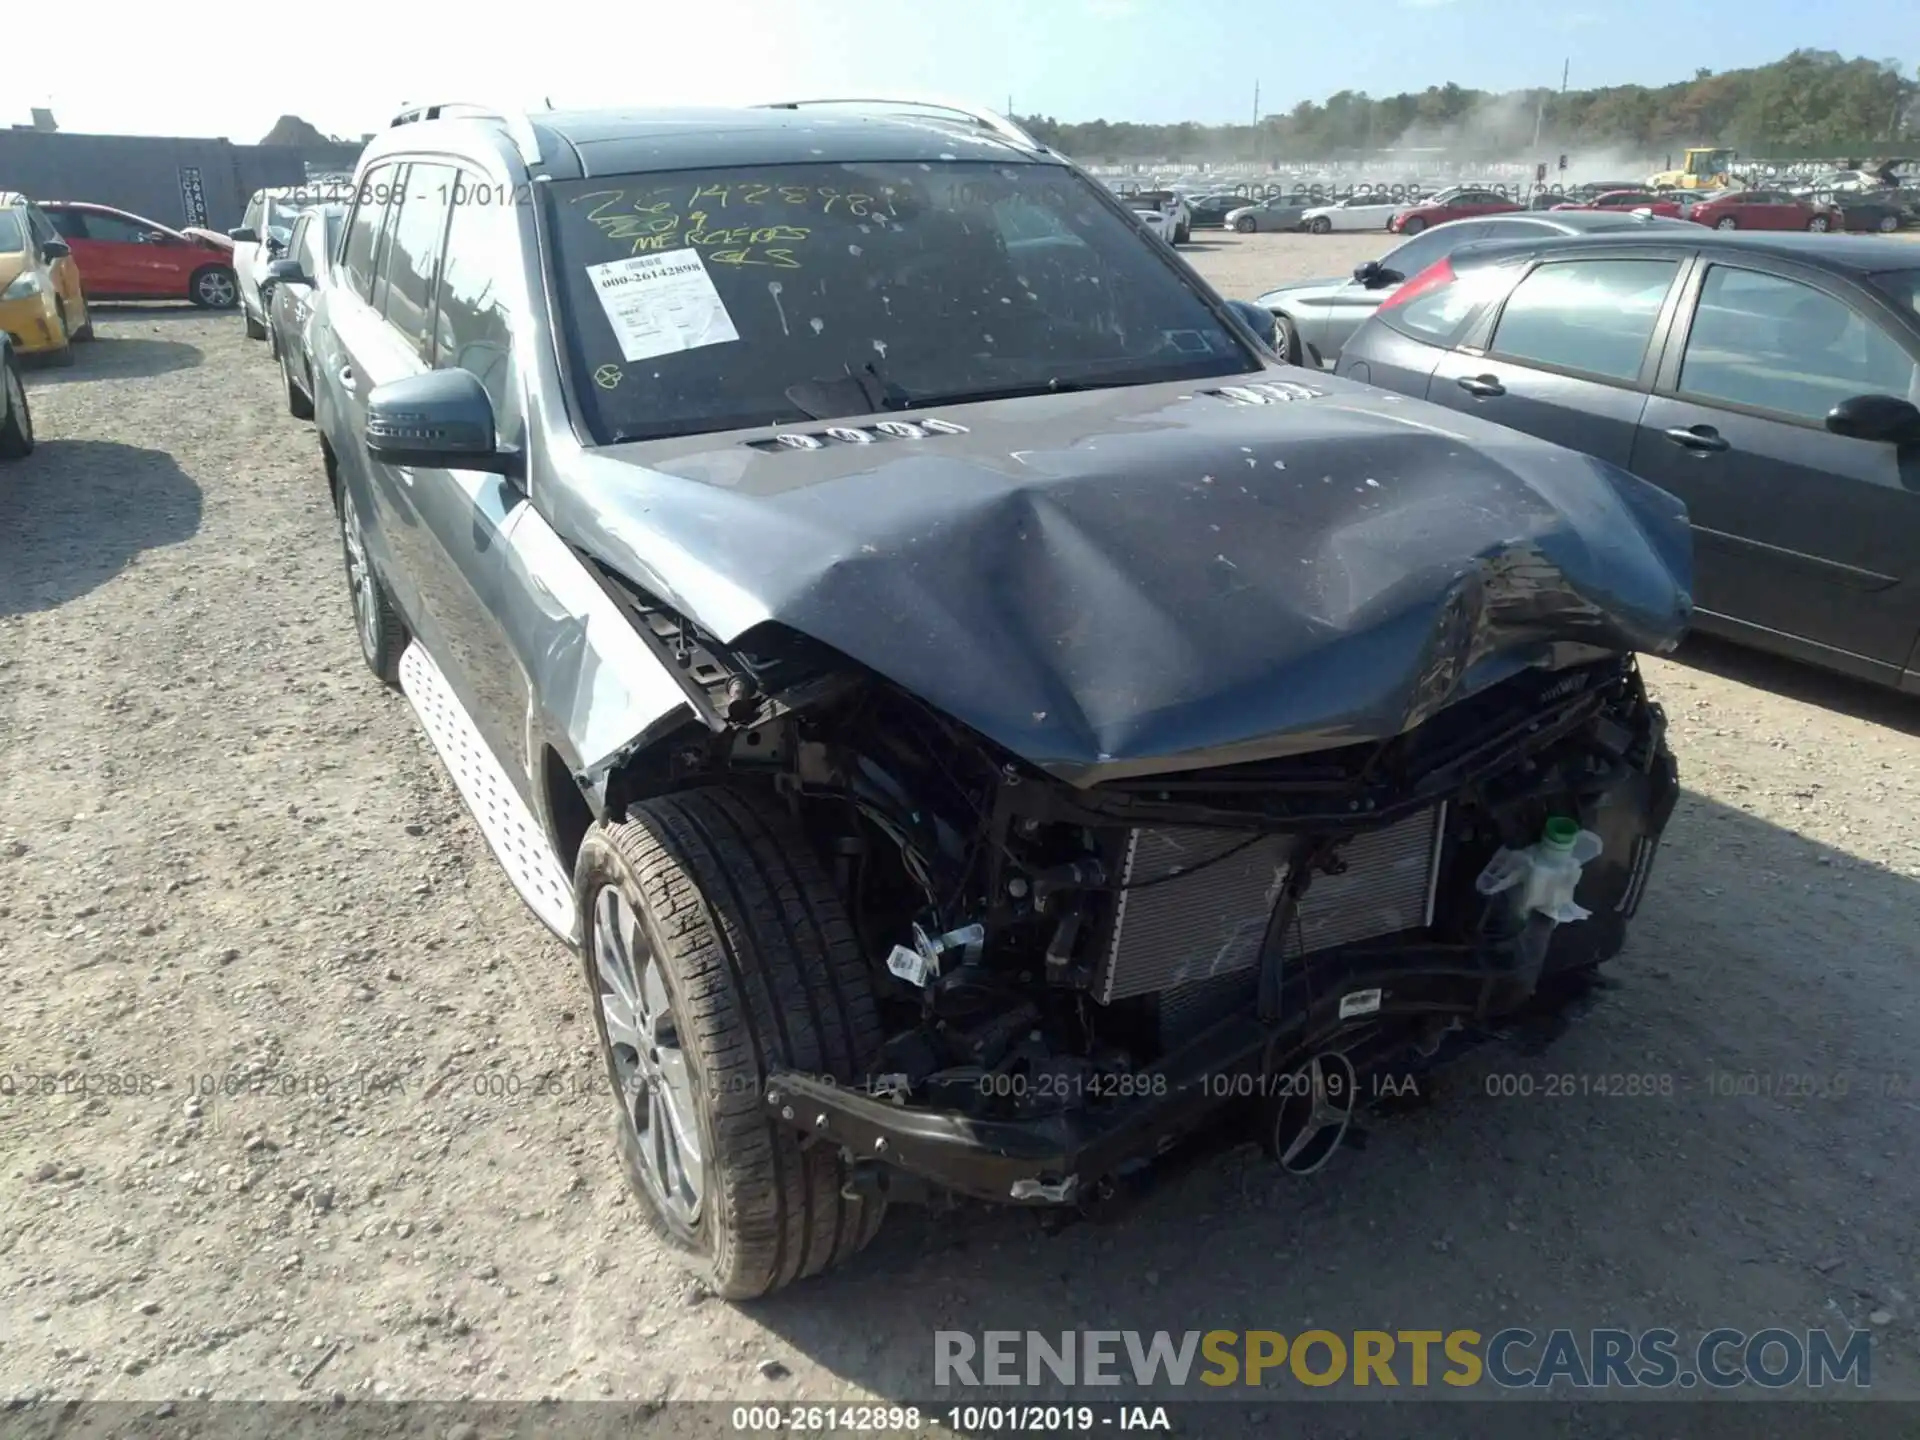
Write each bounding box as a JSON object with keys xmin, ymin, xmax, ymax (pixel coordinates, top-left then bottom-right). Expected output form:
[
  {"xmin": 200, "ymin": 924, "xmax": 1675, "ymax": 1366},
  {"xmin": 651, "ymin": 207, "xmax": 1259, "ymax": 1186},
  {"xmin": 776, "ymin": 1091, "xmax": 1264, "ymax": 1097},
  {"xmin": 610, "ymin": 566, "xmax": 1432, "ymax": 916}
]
[{"xmin": 1092, "ymin": 805, "xmax": 1446, "ymax": 1004}]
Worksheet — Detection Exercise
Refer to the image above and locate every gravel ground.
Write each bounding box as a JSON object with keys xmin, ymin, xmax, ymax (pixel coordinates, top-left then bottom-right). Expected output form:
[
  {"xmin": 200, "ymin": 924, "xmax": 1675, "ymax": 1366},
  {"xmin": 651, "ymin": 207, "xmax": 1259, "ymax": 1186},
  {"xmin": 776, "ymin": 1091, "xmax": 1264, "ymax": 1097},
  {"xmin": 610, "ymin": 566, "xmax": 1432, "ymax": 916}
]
[{"xmin": 4, "ymin": 237, "xmax": 1920, "ymax": 1418}]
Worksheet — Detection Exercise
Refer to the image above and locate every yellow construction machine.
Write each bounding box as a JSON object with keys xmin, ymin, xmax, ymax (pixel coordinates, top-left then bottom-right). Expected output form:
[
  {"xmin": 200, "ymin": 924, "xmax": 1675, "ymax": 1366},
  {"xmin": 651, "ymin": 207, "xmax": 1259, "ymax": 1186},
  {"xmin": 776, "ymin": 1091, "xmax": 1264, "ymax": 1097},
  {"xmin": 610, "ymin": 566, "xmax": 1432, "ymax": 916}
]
[{"xmin": 1647, "ymin": 147, "xmax": 1741, "ymax": 190}]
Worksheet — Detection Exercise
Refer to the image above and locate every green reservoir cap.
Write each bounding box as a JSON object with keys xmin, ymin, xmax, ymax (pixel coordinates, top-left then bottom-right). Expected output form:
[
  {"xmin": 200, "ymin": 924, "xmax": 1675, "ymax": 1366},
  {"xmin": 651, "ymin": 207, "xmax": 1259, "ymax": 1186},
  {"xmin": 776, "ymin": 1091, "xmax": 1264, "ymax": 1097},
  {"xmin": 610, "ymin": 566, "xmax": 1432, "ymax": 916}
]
[{"xmin": 1543, "ymin": 816, "xmax": 1579, "ymax": 849}]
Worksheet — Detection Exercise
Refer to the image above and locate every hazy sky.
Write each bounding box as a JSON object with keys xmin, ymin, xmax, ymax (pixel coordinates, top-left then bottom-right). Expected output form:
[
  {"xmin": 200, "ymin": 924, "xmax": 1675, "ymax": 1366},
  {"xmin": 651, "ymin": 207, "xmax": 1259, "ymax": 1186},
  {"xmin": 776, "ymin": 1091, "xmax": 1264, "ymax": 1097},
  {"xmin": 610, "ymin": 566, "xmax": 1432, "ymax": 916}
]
[{"xmin": 14, "ymin": 0, "xmax": 1918, "ymax": 142}]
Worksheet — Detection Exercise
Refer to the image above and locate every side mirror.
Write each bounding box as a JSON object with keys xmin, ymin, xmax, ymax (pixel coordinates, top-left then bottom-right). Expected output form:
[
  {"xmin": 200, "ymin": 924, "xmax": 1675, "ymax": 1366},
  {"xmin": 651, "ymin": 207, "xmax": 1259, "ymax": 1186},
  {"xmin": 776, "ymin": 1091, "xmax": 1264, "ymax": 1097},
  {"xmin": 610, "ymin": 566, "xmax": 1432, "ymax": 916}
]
[
  {"xmin": 264, "ymin": 257, "xmax": 311, "ymax": 288},
  {"xmin": 228, "ymin": 226, "xmax": 258, "ymax": 244},
  {"xmin": 40, "ymin": 239, "xmax": 71, "ymax": 261},
  {"xmin": 1225, "ymin": 299, "xmax": 1279, "ymax": 351},
  {"xmin": 1825, "ymin": 393, "xmax": 1920, "ymax": 444},
  {"xmin": 366, "ymin": 369, "xmax": 522, "ymax": 477}
]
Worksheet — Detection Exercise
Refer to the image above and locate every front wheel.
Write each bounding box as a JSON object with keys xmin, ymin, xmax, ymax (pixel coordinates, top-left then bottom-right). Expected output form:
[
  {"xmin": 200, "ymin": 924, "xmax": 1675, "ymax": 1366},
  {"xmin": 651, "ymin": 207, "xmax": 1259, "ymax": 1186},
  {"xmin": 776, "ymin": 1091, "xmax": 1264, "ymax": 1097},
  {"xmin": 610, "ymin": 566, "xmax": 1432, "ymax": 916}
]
[
  {"xmin": 1715, "ymin": 216, "xmax": 1738, "ymax": 230},
  {"xmin": 0, "ymin": 356, "xmax": 33, "ymax": 459},
  {"xmin": 282, "ymin": 343, "xmax": 314, "ymax": 420},
  {"xmin": 577, "ymin": 788, "xmax": 887, "ymax": 1299},
  {"xmin": 1174, "ymin": 223, "xmax": 1190, "ymax": 245},
  {"xmin": 1398, "ymin": 217, "xmax": 1427, "ymax": 235},
  {"xmin": 1273, "ymin": 313, "xmax": 1306, "ymax": 367},
  {"xmin": 1877, "ymin": 213, "xmax": 1900, "ymax": 233},
  {"xmin": 190, "ymin": 266, "xmax": 238, "ymax": 309},
  {"xmin": 335, "ymin": 482, "xmax": 406, "ymax": 683},
  {"xmin": 1806, "ymin": 214, "xmax": 1831, "ymax": 232},
  {"xmin": 1307, "ymin": 216, "xmax": 1331, "ymax": 235},
  {"xmin": 1234, "ymin": 215, "xmax": 1256, "ymax": 233}
]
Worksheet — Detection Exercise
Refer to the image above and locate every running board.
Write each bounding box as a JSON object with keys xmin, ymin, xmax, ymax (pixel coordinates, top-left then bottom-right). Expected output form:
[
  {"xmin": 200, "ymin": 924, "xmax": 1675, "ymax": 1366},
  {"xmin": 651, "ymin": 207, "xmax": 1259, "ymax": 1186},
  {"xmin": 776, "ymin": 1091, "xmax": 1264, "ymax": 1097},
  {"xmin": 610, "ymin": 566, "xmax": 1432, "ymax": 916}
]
[{"xmin": 397, "ymin": 642, "xmax": 577, "ymax": 942}]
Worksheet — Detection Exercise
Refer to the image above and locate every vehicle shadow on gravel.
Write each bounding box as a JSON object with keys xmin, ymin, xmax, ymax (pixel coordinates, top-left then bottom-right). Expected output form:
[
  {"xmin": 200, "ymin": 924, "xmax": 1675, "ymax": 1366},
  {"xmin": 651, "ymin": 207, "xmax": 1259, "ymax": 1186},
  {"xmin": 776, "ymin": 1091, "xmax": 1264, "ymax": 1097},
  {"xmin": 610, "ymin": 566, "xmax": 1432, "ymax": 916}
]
[
  {"xmin": 33, "ymin": 334, "xmax": 204, "ymax": 384},
  {"xmin": 1671, "ymin": 634, "xmax": 1920, "ymax": 738},
  {"xmin": 738, "ymin": 788, "xmax": 1920, "ymax": 1408},
  {"xmin": 0, "ymin": 440, "xmax": 201, "ymax": 615}
]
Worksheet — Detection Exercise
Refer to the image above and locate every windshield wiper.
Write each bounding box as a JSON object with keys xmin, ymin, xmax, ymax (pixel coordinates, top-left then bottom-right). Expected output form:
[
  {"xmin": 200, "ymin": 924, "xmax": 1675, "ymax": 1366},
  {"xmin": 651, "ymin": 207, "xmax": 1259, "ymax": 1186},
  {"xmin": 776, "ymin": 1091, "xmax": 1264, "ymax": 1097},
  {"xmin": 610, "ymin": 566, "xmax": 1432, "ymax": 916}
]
[{"xmin": 784, "ymin": 362, "xmax": 915, "ymax": 421}]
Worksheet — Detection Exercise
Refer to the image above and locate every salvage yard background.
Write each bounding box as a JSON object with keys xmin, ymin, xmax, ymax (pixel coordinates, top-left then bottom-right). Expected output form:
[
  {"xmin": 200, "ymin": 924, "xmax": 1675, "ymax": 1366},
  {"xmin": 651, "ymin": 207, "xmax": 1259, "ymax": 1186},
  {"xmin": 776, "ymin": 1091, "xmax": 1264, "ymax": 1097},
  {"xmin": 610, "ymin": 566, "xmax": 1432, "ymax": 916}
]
[{"xmin": 2, "ymin": 231, "xmax": 1919, "ymax": 1408}]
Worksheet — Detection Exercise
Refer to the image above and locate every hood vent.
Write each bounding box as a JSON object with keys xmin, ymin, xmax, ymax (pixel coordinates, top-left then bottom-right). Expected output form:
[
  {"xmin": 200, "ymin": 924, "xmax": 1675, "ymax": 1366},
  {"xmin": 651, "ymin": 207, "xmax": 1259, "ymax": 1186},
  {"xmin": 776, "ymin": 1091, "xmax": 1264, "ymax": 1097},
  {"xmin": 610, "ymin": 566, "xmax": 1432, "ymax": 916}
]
[
  {"xmin": 1207, "ymin": 381, "xmax": 1327, "ymax": 406},
  {"xmin": 748, "ymin": 417, "xmax": 969, "ymax": 453}
]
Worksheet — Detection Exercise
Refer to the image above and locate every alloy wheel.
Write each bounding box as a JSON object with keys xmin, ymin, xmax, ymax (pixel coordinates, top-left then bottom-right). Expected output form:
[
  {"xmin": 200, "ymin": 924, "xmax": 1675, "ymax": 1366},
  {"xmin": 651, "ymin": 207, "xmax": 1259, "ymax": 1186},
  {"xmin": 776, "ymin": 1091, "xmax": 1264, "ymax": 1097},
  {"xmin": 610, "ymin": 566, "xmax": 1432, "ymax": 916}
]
[
  {"xmin": 591, "ymin": 885, "xmax": 705, "ymax": 1229},
  {"xmin": 6, "ymin": 366, "xmax": 29, "ymax": 445},
  {"xmin": 338, "ymin": 488, "xmax": 381, "ymax": 665},
  {"xmin": 199, "ymin": 270, "xmax": 237, "ymax": 307}
]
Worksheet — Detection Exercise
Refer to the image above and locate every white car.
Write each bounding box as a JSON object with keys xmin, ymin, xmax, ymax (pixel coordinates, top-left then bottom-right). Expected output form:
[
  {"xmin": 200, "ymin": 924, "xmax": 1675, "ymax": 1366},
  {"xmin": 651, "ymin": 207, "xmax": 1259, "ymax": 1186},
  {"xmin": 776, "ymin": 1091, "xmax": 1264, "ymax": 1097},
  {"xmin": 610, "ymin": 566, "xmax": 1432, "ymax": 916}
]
[
  {"xmin": 1129, "ymin": 200, "xmax": 1179, "ymax": 244},
  {"xmin": 1299, "ymin": 194, "xmax": 1410, "ymax": 234},
  {"xmin": 231, "ymin": 183, "xmax": 353, "ymax": 340}
]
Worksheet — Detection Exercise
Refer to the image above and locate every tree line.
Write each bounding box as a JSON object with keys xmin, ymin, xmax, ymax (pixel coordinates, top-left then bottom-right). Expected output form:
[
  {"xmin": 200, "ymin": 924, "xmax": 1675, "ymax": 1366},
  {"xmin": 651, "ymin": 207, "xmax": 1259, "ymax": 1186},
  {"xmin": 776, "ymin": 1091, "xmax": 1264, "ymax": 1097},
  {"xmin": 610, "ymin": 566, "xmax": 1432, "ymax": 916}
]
[{"xmin": 1014, "ymin": 50, "xmax": 1918, "ymax": 163}]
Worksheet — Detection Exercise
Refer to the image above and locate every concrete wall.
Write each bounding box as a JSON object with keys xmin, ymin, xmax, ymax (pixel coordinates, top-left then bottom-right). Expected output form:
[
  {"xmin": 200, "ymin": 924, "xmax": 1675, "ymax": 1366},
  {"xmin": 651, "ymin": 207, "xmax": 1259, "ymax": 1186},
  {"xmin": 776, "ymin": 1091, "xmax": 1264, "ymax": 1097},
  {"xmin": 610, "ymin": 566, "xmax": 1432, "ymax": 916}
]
[{"xmin": 0, "ymin": 131, "xmax": 363, "ymax": 232}]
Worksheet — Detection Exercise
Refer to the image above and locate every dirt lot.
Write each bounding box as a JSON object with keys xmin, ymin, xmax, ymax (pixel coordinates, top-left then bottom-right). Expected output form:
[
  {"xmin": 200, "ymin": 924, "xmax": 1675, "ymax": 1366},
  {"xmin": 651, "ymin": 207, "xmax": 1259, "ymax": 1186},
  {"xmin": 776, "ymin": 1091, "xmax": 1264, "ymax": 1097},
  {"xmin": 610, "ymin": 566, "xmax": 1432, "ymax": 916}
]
[{"xmin": 4, "ymin": 231, "xmax": 1920, "ymax": 1418}]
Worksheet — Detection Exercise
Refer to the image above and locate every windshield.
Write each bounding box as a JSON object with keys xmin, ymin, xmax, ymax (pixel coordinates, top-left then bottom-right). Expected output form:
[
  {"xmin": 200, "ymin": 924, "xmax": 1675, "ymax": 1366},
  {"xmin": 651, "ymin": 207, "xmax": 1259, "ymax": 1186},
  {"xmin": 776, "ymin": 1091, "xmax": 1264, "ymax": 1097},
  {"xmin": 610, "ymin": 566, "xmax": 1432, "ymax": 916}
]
[
  {"xmin": 547, "ymin": 162, "xmax": 1253, "ymax": 443},
  {"xmin": 0, "ymin": 211, "xmax": 23, "ymax": 252}
]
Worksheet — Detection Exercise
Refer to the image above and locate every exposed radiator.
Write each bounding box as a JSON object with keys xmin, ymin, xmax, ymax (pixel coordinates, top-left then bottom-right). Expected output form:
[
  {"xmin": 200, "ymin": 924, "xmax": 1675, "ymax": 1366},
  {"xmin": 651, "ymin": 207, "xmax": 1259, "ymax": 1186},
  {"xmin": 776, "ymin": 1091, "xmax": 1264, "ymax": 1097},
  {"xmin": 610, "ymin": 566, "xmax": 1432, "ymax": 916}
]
[{"xmin": 1092, "ymin": 805, "xmax": 1446, "ymax": 1004}]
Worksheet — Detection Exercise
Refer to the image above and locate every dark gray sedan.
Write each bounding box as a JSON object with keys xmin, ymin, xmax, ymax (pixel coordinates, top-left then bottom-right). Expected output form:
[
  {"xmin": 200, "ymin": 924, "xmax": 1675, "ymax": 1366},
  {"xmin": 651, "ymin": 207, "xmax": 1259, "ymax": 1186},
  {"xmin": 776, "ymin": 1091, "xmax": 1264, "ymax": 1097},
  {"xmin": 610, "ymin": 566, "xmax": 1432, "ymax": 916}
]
[
  {"xmin": 1255, "ymin": 210, "xmax": 1690, "ymax": 367},
  {"xmin": 1336, "ymin": 228, "xmax": 1920, "ymax": 690}
]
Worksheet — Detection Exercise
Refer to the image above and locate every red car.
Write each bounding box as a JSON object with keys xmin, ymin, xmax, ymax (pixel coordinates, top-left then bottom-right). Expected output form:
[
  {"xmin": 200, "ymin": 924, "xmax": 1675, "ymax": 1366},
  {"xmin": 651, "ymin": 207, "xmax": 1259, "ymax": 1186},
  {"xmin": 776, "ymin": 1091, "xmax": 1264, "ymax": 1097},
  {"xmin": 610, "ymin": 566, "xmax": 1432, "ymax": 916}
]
[
  {"xmin": 1389, "ymin": 186, "xmax": 1523, "ymax": 234},
  {"xmin": 1683, "ymin": 189, "xmax": 1842, "ymax": 232},
  {"xmin": 38, "ymin": 202, "xmax": 239, "ymax": 308},
  {"xmin": 1551, "ymin": 189, "xmax": 1685, "ymax": 218}
]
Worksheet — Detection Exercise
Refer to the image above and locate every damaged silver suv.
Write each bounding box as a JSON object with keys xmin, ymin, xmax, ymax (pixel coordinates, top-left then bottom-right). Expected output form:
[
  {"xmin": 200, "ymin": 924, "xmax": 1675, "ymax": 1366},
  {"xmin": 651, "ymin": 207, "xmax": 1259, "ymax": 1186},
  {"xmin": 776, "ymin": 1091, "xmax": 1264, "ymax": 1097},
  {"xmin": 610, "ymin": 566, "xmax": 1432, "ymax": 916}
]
[{"xmin": 308, "ymin": 98, "xmax": 1692, "ymax": 1298}]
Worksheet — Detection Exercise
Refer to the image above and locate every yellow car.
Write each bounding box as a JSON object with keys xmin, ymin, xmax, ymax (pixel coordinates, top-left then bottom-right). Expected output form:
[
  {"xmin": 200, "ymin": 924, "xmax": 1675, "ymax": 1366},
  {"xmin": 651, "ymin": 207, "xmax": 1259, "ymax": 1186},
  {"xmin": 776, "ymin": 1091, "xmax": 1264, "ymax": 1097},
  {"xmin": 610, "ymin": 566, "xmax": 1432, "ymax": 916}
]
[{"xmin": 0, "ymin": 190, "xmax": 91, "ymax": 365}]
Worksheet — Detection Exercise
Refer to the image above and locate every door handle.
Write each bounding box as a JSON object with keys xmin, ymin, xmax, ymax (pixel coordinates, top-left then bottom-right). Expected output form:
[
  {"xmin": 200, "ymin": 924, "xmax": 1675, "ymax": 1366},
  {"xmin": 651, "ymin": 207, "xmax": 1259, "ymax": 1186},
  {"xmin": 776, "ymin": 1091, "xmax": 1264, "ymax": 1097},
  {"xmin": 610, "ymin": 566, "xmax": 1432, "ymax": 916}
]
[
  {"xmin": 1456, "ymin": 374, "xmax": 1505, "ymax": 397},
  {"xmin": 1663, "ymin": 424, "xmax": 1729, "ymax": 453},
  {"xmin": 339, "ymin": 366, "xmax": 355, "ymax": 387}
]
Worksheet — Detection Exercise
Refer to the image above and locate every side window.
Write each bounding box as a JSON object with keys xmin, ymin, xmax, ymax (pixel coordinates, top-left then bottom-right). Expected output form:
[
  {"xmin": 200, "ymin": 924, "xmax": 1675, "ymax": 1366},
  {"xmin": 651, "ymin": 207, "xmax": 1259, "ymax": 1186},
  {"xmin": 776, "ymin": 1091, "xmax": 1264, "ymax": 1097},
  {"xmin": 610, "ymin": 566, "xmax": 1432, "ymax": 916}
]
[
  {"xmin": 433, "ymin": 180, "xmax": 518, "ymax": 430},
  {"xmin": 82, "ymin": 212, "xmax": 152, "ymax": 244},
  {"xmin": 377, "ymin": 164, "xmax": 455, "ymax": 355},
  {"xmin": 1384, "ymin": 260, "xmax": 1526, "ymax": 344},
  {"xmin": 1679, "ymin": 266, "xmax": 1920, "ymax": 420},
  {"xmin": 339, "ymin": 165, "xmax": 398, "ymax": 303},
  {"xmin": 1488, "ymin": 257, "xmax": 1680, "ymax": 383},
  {"xmin": 243, "ymin": 194, "xmax": 264, "ymax": 232},
  {"xmin": 37, "ymin": 207, "xmax": 78, "ymax": 241},
  {"xmin": 1382, "ymin": 224, "xmax": 1480, "ymax": 278}
]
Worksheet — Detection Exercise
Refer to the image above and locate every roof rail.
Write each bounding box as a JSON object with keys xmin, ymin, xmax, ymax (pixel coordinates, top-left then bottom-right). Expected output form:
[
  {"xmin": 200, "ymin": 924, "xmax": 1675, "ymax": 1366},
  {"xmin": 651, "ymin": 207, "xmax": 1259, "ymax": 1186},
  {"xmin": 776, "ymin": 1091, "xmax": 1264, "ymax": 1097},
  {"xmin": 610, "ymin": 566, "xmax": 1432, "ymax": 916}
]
[
  {"xmin": 755, "ymin": 96, "xmax": 1042, "ymax": 152},
  {"xmin": 389, "ymin": 102, "xmax": 543, "ymax": 169}
]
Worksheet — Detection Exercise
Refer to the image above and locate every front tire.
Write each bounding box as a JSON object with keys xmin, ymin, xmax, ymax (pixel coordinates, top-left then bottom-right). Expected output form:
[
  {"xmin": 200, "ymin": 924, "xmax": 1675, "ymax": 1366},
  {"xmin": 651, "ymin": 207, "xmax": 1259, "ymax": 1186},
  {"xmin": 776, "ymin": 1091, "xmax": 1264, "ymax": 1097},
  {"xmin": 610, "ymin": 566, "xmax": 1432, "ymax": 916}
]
[
  {"xmin": 282, "ymin": 343, "xmax": 314, "ymax": 420},
  {"xmin": 1806, "ymin": 214, "xmax": 1831, "ymax": 232},
  {"xmin": 1308, "ymin": 216, "xmax": 1331, "ymax": 235},
  {"xmin": 1399, "ymin": 217, "xmax": 1427, "ymax": 235},
  {"xmin": 1876, "ymin": 213, "xmax": 1900, "ymax": 233},
  {"xmin": 576, "ymin": 788, "xmax": 886, "ymax": 1299},
  {"xmin": 335, "ymin": 482, "xmax": 405, "ymax": 684},
  {"xmin": 1174, "ymin": 223, "xmax": 1190, "ymax": 245},
  {"xmin": 1714, "ymin": 216, "xmax": 1738, "ymax": 230},
  {"xmin": 72, "ymin": 294, "xmax": 95, "ymax": 342},
  {"xmin": 1273, "ymin": 313, "xmax": 1306, "ymax": 367},
  {"xmin": 0, "ymin": 356, "xmax": 32, "ymax": 459},
  {"xmin": 190, "ymin": 266, "xmax": 238, "ymax": 310},
  {"xmin": 1234, "ymin": 215, "xmax": 1256, "ymax": 233},
  {"xmin": 244, "ymin": 298, "xmax": 268, "ymax": 340}
]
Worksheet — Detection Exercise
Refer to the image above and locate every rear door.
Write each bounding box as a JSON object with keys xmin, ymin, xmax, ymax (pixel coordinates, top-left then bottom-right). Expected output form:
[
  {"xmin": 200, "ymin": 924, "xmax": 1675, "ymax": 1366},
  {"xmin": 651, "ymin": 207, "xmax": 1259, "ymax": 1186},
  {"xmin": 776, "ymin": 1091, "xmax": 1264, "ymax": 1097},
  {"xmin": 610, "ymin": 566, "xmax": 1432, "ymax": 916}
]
[
  {"xmin": 1423, "ymin": 252, "xmax": 1688, "ymax": 468},
  {"xmin": 1630, "ymin": 260, "xmax": 1920, "ymax": 673},
  {"xmin": 233, "ymin": 192, "xmax": 266, "ymax": 312},
  {"xmin": 49, "ymin": 208, "xmax": 127, "ymax": 292}
]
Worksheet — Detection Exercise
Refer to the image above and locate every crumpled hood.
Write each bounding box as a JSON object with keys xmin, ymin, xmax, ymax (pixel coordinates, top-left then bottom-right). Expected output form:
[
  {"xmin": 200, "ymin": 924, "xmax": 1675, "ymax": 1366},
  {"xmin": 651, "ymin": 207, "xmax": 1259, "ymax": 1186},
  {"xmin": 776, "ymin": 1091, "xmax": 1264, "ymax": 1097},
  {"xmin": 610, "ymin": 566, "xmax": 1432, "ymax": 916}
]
[{"xmin": 546, "ymin": 371, "xmax": 1692, "ymax": 785}]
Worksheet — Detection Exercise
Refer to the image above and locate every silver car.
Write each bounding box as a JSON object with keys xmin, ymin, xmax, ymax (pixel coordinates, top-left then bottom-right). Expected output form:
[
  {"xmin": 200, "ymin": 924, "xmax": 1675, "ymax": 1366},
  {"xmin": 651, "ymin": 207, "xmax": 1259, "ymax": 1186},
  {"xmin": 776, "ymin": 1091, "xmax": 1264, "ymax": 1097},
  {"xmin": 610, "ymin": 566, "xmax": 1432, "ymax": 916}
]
[
  {"xmin": 1254, "ymin": 210, "xmax": 1688, "ymax": 366},
  {"xmin": 1224, "ymin": 196, "xmax": 1311, "ymax": 233}
]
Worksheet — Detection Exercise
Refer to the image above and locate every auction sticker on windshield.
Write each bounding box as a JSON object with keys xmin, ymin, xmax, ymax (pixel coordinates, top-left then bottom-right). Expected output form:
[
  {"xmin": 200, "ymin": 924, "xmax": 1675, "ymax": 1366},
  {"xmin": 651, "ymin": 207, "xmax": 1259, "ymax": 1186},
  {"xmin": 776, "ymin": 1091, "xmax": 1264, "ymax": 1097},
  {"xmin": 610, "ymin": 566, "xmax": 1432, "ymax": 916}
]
[{"xmin": 586, "ymin": 249, "xmax": 740, "ymax": 363}]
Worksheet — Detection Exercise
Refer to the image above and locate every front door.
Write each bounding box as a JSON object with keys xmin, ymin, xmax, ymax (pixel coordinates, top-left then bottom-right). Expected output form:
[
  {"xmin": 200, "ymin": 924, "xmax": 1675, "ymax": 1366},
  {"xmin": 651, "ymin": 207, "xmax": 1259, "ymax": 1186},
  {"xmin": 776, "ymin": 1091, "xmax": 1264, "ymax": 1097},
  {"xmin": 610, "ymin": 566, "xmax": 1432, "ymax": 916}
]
[{"xmin": 1630, "ymin": 260, "xmax": 1920, "ymax": 672}]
